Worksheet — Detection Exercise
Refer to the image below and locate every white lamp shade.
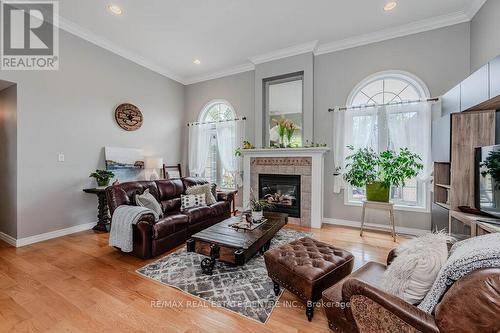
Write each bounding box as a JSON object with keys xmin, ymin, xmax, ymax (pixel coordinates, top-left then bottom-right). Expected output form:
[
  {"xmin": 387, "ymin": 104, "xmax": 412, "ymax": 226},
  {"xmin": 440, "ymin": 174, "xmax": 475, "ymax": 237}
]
[{"xmin": 145, "ymin": 157, "xmax": 164, "ymax": 169}]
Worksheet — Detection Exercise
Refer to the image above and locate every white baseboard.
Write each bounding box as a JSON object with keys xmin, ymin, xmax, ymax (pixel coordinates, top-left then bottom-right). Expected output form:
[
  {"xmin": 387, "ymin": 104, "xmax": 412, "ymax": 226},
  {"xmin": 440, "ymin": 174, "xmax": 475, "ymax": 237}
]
[
  {"xmin": 0, "ymin": 231, "xmax": 17, "ymax": 246},
  {"xmin": 0, "ymin": 222, "xmax": 96, "ymax": 247},
  {"xmin": 322, "ymin": 218, "xmax": 428, "ymax": 236}
]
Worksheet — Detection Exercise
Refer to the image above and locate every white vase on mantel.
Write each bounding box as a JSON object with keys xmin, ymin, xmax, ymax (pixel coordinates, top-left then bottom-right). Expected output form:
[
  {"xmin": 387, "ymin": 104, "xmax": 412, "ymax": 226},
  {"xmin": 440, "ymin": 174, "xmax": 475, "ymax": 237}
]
[{"xmin": 252, "ymin": 210, "xmax": 263, "ymax": 222}]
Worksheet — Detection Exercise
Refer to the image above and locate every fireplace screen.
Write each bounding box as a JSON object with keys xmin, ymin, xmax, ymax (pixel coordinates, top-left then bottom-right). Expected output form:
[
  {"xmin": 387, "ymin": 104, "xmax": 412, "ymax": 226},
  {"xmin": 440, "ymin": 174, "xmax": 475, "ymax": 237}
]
[{"xmin": 259, "ymin": 174, "xmax": 301, "ymax": 218}]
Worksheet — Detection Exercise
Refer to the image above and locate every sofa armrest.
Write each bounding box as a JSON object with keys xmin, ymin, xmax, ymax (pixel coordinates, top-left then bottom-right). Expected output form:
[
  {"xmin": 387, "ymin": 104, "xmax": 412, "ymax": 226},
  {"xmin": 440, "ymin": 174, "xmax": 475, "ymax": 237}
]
[
  {"xmin": 217, "ymin": 190, "xmax": 236, "ymax": 202},
  {"xmin": 342, "ymin": 278, "xmax": 439, "ymax": 333},
  {"xmin": 138, "ymin": 213, "xmax": 157, "ymax": 225}
]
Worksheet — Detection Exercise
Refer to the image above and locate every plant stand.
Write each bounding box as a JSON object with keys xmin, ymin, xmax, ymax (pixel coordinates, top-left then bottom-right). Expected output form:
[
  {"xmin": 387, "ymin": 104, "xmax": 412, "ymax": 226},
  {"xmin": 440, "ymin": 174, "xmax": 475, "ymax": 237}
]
[
  {"xmin": 360, "ymin": 201, "xmax": 396, "ymax": 242},
  {"xmin": 83, "ymin": 188, "xmax": 110, "ymax": 232}
]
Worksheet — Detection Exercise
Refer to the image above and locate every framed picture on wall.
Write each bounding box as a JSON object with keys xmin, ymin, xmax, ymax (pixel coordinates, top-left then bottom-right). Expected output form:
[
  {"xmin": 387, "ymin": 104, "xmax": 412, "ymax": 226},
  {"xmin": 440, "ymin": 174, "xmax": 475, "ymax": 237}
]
[{"xmin": 105, "ymin": 147, "xmax": 145, "ymax": 182}]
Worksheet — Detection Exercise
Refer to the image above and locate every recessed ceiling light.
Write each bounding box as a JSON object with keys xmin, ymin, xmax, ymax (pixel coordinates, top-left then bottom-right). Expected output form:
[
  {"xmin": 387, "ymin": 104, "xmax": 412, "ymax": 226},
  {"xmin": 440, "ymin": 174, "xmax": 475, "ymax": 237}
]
[
  {"xmin": 193, "ymin": 59, "xmax": 201, "ymax": 65},
  {"xmin": 384, "ymin": 1, "xmax": 397, "ymax": 11},
  {"xmin": 108, "ymin": 4, "xmax": 123, "ymax": 15}
]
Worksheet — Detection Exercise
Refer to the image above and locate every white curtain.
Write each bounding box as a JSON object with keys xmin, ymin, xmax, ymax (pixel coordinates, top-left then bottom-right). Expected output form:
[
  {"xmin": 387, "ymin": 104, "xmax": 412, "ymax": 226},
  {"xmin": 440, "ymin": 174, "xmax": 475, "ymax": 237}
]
[
  {"xmin": 386, "ymin": 102, "xmax": 432, "ymax": 180},
  {"xmin": 333, "ymin": 106, "xmax": 379, "ymax": 193},
  {"xmin": 215, "ymin": 120, "xmax": 244, "ymax": 187},
  {"xmin": 188, "ymin": 123, "xmax": 212, "ymax": 177},
  {"xmin": 333, "ymin": 110, "xmax": 345, "ymax": 193}
]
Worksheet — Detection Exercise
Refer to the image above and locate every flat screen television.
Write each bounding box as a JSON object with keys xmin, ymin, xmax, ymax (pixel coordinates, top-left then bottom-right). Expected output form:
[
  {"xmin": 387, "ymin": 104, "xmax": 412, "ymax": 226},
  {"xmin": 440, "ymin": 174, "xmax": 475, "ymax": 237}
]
[{"xmin": 475, "ymin": 144, "xmax": 500, "ymax": 218}]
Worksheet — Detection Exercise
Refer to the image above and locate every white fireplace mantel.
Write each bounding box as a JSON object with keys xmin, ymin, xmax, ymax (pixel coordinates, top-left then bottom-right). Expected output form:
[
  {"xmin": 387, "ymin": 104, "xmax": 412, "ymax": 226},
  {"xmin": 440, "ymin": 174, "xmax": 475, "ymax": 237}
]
[{"xmin": 241, "ymin": 147, "xmax": 329, "ymax": 229}]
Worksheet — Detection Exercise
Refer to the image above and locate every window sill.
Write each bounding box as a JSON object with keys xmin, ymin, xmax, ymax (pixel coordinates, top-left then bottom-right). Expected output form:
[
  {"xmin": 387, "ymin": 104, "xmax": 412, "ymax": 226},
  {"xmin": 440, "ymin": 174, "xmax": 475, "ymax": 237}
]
[{"xmin": 345, "ymin": 200, "xmax": 430, "ymax": 213}]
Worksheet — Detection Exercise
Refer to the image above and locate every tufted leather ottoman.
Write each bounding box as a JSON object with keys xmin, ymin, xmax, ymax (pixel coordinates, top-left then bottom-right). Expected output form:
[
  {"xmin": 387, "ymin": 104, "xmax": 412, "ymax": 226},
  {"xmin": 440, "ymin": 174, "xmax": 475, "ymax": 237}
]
[{"xmin": 264, "ymin": 237, "xmax": 354, "ymax": 321}]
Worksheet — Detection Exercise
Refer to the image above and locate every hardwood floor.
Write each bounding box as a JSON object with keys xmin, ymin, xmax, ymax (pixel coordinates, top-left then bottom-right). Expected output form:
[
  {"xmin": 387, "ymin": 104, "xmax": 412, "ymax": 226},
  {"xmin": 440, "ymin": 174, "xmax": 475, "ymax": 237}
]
[{"xmin": 0, "ymin": 225, "xmax": 406, "ymax": 332}]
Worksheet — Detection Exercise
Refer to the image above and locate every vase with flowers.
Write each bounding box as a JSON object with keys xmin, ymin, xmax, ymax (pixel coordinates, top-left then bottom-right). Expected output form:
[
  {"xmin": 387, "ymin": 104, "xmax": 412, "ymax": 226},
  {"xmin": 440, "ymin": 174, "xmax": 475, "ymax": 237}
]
[
  {"xmin": 285, "ymin": 120, "xmax": 296, "ymax": 147},
  {"xmin": 273, "ymin": 116, "xmax": 288, "ymax": 147}
]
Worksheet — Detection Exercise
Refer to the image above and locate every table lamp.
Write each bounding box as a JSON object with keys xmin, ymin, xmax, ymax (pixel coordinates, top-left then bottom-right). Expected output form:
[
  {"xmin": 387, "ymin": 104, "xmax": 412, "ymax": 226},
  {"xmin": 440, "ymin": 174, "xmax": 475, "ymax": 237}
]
[{"xmin": 145, "ymin": 157, "xmax": 164, "ymax": 180}]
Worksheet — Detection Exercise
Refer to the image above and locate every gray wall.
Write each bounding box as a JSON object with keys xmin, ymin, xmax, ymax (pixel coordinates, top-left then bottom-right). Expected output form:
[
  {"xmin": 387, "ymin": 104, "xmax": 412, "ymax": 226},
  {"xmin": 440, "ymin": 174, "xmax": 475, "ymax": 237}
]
[
  {"xmin": 0, "ymin": 30, "xmax": 184, "ymax": 238},
  {"xmin": 254, "ymin": 53, "xmax": 314, "ymax": 147},
  {"xmin": 184, "ymin": 70, "xmax": 255, "ymax": 141},
  {"xmin": 470, "ymin": 0, "xmax": 500, "ymax": 72},
  {"xmin": 184, "ymin": 23, "xmax": 470, "ymax": 231},
  {"xmin": 183, "ymin": 71, "xmax": 254, "ymax": 207},
  {"xmin": 0, "ymin": 84, "xmax": 17, "ymax": 238},
  {"xmin": 315, "ymin": 22, "xmax": 470, "ymax": 231}
]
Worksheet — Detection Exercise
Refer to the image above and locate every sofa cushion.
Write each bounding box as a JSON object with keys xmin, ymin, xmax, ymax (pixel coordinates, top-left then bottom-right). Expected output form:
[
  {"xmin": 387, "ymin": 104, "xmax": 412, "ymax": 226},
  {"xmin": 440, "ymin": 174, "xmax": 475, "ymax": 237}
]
[
  {"xmin": 210, "ymin": 201, "xmax": 230, "ymax": 218},
  {"xmin": 106, "ymin": 181, "xmax": 159, "ymax": 214},
  {"xmin": 381, "ymin": 232, "xmax": 449, "ymax": 304},
  {"xmin": 135, "ymin": 189, "xmax": 163, "ymax": 220},
  {"xmin": 186, "ymin": 183, "xmax": 217, "ymax": 205},
  {"xmin": 182, "ymin": 206, "xmax": 213, "ymax": 224},
  {"xmin": 322, "ymin": 262, "xmax": 386, "ymax": 333},
  {"xmin": 182, "ymin": 177, "xmax": 208, "ymax": 189},
  {"xmin": 152, "ymin": 214, "xmax": 189, "ymax": 239},
  {"xmin": 156, "ymin": 179, "xmax": 184, "ymax": 213}
]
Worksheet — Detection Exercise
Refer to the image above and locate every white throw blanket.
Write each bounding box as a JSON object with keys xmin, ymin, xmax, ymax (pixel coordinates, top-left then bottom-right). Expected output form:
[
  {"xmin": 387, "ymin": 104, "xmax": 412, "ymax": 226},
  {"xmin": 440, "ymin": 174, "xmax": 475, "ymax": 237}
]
[
  {"xmin": 109, "ymin": 205, "xmax": 156, "ymax": 252},
  {"xmin": 418, "ymin": 233, "xmax": 500, "ymax": 313}
]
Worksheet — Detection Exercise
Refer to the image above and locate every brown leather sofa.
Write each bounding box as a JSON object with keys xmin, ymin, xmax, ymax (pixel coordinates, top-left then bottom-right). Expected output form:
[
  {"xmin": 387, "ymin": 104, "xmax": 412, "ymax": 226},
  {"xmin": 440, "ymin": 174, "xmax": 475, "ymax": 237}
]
[
  {"xmin": 322, "ymin": 250, "xmax": 500, "ymax": 333},
  {"xmin": 106, "ymin": 177, "xmax": 232, "ymax": 259}
]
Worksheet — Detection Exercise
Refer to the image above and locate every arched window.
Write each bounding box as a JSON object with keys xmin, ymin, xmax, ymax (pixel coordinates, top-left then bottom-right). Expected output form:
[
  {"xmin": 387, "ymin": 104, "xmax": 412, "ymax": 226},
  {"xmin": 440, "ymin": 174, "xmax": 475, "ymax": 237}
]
[
  {"xmin": 199, "ymin": 100, "xmax": 236, "ymax": 188},
  {"xmin": 348, "ymin": 71, "xmax": 429, "ymax": 107},
  {"xmin": 344, "ymin": 71, "xmax": 431, "ymax": 209}
]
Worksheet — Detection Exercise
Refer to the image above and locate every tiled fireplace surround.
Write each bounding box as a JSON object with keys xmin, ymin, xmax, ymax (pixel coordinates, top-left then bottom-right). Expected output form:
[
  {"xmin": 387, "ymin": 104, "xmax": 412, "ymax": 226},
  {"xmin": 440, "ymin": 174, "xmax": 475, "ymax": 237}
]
[
  {"xmin": 250, "ymin": 157, "xmax": 312, "ymax": 226},
  {"xmin": 242, "ymin": 148, "xmax": 329, "ymax": 229}
]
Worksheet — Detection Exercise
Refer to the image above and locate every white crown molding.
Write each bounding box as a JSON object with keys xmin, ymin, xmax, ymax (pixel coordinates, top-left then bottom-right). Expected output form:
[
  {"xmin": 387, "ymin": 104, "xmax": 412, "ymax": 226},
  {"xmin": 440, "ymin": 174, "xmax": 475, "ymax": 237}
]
[
  {"xmin": 57, "ymin": 16, "xmax": 187, "ymax": 84},
  {"xmin": 464, "ymin": 0, "xmax": 487, "ymax": 20},
  {"xmin": 249, "ymin": 40, "xmax": 319, "ymax": 65},
  {"xmin": 187, "ymin": 8, "xmax": 474, "ymax": 85},
  {"xmin": 184, "ymin": 62, "xmax": 255, "ymax": 85},
  {"xmin": 315, "ymin": 11, "xmax": 469, "ymax": 56},
  {"xmin": 56, "ymin": 3, "xmax": 479, "ymax": 86}
]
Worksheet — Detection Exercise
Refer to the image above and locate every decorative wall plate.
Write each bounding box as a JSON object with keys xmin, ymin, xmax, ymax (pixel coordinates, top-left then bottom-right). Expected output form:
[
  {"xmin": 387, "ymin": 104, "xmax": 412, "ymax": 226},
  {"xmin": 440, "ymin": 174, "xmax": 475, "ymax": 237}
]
[{"xmin": 115, "ymin": 103, "xmax": 143, "ymax": 131}]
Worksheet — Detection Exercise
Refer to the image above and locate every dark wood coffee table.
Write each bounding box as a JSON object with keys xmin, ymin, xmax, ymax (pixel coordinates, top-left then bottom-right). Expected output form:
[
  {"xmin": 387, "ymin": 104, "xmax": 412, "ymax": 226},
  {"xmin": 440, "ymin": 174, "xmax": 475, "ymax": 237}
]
[{"xmin": 186, "ymin": 212, "xmax": 288, "ymax": 275}]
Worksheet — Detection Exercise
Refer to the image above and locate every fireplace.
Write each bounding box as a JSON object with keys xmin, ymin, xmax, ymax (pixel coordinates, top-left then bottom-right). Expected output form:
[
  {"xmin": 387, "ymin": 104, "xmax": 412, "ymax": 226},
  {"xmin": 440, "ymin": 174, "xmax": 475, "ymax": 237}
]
[{"xmin": 259, "ymin": 174, "xmax": 301, "ymax": 218}]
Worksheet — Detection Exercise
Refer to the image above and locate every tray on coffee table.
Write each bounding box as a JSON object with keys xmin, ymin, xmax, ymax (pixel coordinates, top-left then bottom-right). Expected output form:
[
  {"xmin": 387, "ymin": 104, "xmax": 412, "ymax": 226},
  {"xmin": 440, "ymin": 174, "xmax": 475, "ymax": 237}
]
[{"xmin": 186, "ymin": 212, "xmax": 287, "ymax": 275}]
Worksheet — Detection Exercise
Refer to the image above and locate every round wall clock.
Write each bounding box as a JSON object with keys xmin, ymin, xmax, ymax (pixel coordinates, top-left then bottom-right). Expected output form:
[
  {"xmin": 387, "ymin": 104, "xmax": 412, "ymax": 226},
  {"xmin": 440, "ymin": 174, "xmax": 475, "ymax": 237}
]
[{"xmin": 115, "ymin": 103, "xmax": 143, "ymax": 131}]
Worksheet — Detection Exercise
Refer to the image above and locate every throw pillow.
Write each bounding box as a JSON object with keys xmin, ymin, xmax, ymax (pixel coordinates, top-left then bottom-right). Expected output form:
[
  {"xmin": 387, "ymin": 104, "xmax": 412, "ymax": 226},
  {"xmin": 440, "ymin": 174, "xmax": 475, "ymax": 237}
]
[
  {"xmin": 181, "ymin": 193, "xmax": 206, "ymax": 211},
  {"xmin": 135, "ymin": 189, "xmax": 162, "ymax": 220},
  {"xmin": 210, "ymin": 183, "xmax": 217, "ymax": 201},
  {"xmin": 381, "ymin": 232, "xmax": 451, "ymax": 304},
  {"xmin": 186, "ymin": 184, "xmax": 217, "ymax": 205}
]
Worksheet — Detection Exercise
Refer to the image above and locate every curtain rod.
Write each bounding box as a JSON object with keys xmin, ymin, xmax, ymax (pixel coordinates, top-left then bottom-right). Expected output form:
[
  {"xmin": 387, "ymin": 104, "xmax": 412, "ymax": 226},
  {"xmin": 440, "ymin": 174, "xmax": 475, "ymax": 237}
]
[
  {"xmin": 187, "ymin": 117, "xmax": 246, "ymax": 127},
  {"xmin": 328, "ymin": 98, "xmax": 440, "ymax": 112}
]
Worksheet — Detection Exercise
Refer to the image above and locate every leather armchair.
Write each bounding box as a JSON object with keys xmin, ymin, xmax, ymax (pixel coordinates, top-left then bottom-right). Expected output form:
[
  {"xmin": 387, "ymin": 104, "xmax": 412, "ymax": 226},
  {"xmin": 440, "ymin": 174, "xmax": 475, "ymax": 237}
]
[{"xmin": 323, "ymin": 249, "xmax": 500, "ymax": 333}]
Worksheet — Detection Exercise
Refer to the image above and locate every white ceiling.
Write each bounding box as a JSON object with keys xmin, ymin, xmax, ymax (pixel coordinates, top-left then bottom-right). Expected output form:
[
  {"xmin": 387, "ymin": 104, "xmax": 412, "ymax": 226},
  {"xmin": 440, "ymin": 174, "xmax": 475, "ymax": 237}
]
[{"xmin": 58, "ymin": 0, "xmax": 485, "ymax": 85}]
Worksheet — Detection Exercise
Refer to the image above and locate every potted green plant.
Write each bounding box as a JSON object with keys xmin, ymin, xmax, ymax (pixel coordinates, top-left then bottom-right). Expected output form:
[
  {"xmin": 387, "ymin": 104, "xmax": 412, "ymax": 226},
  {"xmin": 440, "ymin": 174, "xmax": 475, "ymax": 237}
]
[
  {"xmin": 249, "ymin": 190, "xmax": 273, "ymax": 221},
  {"xmin": 344, "ymin": 146, "xmax": 423, "ymax": 202},
  {"xmin": 90, "ymin": 169, "xmax": 115, "ymax": 187},
  {"xmin": 480, "ymin": 150, "xmax": 500, "ymax": 208},
  {"xmin": 480, "ymin": 150, "xmax": 500, "ymax": 189}
]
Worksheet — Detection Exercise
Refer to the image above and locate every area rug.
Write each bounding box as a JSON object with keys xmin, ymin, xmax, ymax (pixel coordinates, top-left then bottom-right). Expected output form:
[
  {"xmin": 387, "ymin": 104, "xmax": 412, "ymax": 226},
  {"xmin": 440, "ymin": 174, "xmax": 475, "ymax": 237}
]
[{"xmin": 137, "ymin": 229, "xmax": 310, "ymax": 323}]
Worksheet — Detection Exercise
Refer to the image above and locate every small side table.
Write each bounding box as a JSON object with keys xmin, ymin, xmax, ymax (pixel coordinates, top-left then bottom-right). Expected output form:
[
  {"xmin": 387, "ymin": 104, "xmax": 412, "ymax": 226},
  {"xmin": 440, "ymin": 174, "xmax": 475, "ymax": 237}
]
[
  {"xmin": 217, "ymin": 189, "xmax": 238, "ymax": 216},
  {"xmin": 83, "ymin": 187, "xmax": 110, "ymax": 232},
  {"xmin": 361, "ymin": 201, "xmax": 396, "ymax": 241}
]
